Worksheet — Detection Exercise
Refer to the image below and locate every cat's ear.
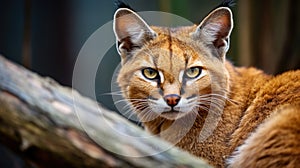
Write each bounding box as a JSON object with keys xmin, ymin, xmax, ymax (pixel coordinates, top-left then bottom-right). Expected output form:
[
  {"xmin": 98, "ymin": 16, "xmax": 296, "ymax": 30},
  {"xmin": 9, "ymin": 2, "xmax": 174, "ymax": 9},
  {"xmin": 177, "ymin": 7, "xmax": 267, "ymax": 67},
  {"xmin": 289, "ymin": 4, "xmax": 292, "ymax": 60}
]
[
  {"xmin": 113, "ymin": 8, "xmax": 157, "ymax": 58},
  {"xmin": 192, "ymin": 7, "xmax": 233, "ymax": 59}
]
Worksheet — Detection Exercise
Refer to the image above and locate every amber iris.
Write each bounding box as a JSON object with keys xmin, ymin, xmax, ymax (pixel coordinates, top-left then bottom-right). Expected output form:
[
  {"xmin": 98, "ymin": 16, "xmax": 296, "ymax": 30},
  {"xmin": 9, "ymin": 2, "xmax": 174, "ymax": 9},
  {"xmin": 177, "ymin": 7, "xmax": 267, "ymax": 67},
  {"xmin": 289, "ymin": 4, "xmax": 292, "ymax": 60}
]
[
  {"xmin": 185, "ymin": 67, "xmax": 202, "ymax": 79},
  {"xmin": 142, "ymin": 68, "xmax": 159, "ymax": 80}
]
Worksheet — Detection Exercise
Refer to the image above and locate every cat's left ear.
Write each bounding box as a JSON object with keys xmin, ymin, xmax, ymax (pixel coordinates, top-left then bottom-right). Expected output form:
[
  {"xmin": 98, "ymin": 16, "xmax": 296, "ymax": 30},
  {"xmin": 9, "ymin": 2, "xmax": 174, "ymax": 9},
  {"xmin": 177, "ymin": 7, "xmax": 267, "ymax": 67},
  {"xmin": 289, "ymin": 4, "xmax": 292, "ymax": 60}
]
[
  {"xmin": 192, "ymin": 7, "xmax": 233, "ymax": 59},
  {"xmin": 113, "ymin": 8, "xmax": 157, "ymax": 60}
]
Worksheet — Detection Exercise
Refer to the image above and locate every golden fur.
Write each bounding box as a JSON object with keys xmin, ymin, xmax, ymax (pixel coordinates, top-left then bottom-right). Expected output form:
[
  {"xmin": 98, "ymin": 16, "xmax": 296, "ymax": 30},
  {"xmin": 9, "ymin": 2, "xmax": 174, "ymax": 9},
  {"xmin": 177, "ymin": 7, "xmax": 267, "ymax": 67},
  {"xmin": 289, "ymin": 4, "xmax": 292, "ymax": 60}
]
[{"xmin": 113, "ymin": 6, "xmax": 300, "ymax": 168}]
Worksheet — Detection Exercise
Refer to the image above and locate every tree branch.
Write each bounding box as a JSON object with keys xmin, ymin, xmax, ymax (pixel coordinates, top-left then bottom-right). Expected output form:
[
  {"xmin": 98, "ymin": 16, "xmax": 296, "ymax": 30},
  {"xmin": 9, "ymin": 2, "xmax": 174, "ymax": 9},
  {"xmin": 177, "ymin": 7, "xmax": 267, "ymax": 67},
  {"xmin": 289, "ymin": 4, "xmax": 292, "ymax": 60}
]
[{"xmin": 0, "ymin": 55, "xmax": 211, "ymax": 168}]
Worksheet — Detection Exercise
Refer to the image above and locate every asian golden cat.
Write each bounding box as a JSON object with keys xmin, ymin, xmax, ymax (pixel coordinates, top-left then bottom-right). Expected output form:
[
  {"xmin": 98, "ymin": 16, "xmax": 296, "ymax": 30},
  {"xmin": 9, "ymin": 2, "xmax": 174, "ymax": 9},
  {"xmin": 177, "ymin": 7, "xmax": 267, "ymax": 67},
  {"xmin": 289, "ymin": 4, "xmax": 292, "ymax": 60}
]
[{"xmin": 113, "ymin": 1, "xmax": 300, "ymax": 167}]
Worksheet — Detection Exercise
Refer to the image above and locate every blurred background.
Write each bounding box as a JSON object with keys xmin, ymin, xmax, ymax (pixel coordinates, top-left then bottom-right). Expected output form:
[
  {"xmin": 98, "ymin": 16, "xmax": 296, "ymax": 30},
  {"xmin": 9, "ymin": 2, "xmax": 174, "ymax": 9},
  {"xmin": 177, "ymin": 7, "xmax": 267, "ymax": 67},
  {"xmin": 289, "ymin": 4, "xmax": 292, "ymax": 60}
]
[
  {"xmin": 0, "ymin": 0, "xmax": 300, "ymax": 167},
  {"xmin": 1, "ymin": 0, "xmax": 300, "ymax": 105}
]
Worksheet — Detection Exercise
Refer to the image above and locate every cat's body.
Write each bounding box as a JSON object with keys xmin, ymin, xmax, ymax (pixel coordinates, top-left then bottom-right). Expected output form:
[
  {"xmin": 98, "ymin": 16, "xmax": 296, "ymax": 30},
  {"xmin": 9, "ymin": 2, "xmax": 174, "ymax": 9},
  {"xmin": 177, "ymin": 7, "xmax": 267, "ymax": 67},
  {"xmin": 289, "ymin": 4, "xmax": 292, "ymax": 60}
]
[
  {"xmin": 113, "ymin": 2, "xmax": 300, "ymax": 167},
  {"xmin": 146, "ymin": 62, "xmax": 300, "ymax": 167}
]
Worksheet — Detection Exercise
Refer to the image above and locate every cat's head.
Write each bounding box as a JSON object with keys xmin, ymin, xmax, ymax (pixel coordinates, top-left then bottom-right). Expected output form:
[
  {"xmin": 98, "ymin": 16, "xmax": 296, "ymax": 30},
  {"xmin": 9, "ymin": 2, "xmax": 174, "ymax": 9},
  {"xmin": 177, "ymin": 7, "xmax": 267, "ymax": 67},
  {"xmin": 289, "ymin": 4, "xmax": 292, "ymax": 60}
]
[{"xmin": 113, "ymin": 6, "xmax": 233, "ymax": 120}]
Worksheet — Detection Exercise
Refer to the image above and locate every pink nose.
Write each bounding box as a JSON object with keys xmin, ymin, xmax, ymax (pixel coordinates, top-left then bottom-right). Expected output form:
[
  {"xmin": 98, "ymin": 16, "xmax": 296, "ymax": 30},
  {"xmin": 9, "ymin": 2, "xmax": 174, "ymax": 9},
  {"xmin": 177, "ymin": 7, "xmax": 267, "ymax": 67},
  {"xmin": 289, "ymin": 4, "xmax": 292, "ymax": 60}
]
[{"xmin": 164, "ymin": 94, "xmax": 181, "ymax": 107}]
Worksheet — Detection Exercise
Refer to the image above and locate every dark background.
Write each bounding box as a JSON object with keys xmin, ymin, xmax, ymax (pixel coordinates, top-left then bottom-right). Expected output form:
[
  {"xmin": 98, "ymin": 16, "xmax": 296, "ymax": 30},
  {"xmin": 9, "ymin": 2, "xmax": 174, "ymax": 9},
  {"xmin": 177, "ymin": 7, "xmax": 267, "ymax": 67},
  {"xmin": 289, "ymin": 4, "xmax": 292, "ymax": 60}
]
[
  {"xmin": 0, "ymin": 0, "xmax": 300, "ymax": 167},
  {"xmin": 1, "ymin": 0, "xmax": 300, "ymax": 106}
]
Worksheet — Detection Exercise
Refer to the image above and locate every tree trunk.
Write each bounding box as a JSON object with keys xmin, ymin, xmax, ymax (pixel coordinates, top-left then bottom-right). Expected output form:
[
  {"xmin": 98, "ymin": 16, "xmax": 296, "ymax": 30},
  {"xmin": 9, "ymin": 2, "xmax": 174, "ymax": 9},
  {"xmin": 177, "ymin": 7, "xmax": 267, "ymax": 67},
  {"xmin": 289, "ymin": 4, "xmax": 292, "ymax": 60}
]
[{"xmin": 0, "ymin": 55, "xmax": 211, "ymax": 168}]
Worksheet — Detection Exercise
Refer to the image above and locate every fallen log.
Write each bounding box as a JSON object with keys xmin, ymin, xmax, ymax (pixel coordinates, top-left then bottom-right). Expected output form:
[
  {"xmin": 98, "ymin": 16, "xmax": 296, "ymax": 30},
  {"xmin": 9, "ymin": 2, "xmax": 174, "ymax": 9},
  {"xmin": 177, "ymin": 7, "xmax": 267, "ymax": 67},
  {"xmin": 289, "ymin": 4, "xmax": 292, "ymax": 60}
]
[{"xmin": 0, "ymin": 55, "xmax": 211, "ymax": 168}]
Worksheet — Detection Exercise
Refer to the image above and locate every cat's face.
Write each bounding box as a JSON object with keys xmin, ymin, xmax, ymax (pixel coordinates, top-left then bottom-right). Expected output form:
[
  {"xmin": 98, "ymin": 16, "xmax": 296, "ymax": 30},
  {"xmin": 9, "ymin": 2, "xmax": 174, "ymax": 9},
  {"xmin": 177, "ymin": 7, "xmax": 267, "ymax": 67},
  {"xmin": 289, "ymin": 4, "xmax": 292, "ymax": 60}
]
[{"xmin": 114, "ymin": 7, "xmax": 233, "ymax": 120}]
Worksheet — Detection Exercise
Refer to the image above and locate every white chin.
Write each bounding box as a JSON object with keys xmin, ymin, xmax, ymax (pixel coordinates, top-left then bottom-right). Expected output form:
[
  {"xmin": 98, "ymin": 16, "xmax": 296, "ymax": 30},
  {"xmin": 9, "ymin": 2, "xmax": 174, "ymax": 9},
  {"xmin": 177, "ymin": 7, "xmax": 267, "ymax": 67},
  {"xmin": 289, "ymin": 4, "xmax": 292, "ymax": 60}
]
[{"xmin": 160, "ymin": 111, "xmax": 188, "ymax": 120}]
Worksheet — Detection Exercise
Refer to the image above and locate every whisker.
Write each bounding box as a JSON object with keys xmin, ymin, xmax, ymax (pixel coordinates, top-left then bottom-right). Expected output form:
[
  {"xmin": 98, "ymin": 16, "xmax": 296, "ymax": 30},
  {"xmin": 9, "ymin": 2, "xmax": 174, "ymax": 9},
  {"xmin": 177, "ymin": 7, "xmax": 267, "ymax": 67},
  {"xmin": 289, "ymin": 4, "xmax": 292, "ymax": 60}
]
[
  {"xmin": 138, "ymin": 108, "xmax": 156, "ymax": 122},
  {"xmin": 197, "ymin": 92, "xmax": 240, "ymax": 106},
  {"xmin": 121, "ymin": 108, "xmax": 134, "ymax": 118},
  {"xmin": 97, "ymin": 89, "xmax": 130, "ymax": 97},
  {"xmin": 114, "ymin": 98, "xmax": 147, "ymax": 105}
]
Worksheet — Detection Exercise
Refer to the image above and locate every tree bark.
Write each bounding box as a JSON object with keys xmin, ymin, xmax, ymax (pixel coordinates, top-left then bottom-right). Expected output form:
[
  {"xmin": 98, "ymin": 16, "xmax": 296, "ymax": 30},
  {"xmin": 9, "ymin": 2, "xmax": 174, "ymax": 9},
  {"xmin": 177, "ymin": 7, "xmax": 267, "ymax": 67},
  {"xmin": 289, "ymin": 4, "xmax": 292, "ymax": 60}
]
[{"xmin": 0, "ymin": 55, "xmax": 211, "ymax": 168}]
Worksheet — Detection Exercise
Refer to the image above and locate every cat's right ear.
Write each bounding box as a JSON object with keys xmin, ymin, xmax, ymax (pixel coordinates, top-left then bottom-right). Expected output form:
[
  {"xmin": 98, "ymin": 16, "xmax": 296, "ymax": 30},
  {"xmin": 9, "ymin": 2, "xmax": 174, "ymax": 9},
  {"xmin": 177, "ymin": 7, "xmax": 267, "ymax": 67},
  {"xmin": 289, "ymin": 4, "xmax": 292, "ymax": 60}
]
[{"xmin": 113, "ymin": 8, "xmax": 157, "ymax": 59}]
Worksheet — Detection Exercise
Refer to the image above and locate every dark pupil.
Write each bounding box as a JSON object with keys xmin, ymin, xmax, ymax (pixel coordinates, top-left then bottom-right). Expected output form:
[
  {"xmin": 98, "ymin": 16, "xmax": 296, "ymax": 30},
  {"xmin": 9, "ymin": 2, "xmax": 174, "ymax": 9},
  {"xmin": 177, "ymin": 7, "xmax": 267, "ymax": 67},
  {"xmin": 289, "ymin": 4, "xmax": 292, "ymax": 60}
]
[
  {"xmin": 148, "ymin": 69, "xmax": 155, "ymax": 75},
  {"xmin": 191, "ymin": 68, "xmax": 196, "ymax": 73}
]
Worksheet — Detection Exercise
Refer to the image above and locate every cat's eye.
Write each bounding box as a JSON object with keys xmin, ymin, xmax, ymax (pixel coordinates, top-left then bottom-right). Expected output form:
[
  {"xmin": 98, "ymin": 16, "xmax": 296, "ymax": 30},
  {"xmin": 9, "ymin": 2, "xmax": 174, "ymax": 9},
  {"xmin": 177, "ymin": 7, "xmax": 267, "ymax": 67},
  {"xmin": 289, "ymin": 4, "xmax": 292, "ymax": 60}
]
[
  {"xmin": 142, "ymin": 68, "xmax": 159, "ymax": 80},
  {"xmin": 185, "ymin": 67, "xmax": 202, "ymax": 79}
]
